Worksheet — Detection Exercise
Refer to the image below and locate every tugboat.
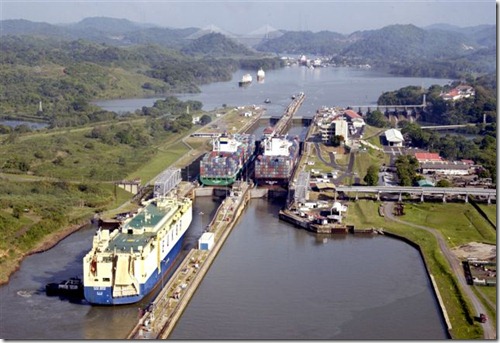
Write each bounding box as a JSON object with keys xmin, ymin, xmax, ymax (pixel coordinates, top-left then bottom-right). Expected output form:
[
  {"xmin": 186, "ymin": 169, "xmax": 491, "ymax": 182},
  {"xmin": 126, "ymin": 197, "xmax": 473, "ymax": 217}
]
[
  {"xmin": 238, "ymin": 74, "xmax": 252, "ymax": 87},
  {"xmin": 46, "ymin": 277, "xmax": 84, "ymax": 299}
]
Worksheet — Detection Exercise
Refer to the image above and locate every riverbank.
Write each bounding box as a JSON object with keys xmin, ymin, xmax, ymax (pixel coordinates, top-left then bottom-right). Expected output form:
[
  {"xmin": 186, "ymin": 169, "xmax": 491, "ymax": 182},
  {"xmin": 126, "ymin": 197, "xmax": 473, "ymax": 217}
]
[
  {"xmin": 0, "ymin": 103, "xmax": 263, "ymax": 286},
  {"xmin": 0, "ymin": 220, "xmax": 88, "ymax": 286}
]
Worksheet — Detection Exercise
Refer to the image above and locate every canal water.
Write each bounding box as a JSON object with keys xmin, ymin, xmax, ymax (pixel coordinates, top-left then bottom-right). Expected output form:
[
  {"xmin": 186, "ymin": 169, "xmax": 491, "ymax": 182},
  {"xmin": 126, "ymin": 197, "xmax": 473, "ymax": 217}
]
[
  {"xmin": 169, "ymin": 199, "xmax": 448, "ymax": 340},
  {"xmin": 0, "ymin": 199, "xmax": 218, "ymax": 339},
  {"xmin": 0, "ymin": 66, "xmax": 452, "ymax": 339}
]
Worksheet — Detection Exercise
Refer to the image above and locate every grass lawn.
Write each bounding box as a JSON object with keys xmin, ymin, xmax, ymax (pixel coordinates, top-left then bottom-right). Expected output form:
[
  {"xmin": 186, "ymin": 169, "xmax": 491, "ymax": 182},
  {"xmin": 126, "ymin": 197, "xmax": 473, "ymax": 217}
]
[
  {"xmin": 363, "ymin": 125, "xmax": 385, "ymax": 142},
  {"xmin": 129, "ymin": 141, "xmax": 189, "ymax": 185},
  {"xmin": 399, "ymin": 202, "xmax": 496, "ymax": 246},
  {"xmin": 476, "ymin": 203, "xmax": 497, "ymax": 226},
  {"xmin": 352, "ymin": 150, "xmax": 384, "ymax": 184}
]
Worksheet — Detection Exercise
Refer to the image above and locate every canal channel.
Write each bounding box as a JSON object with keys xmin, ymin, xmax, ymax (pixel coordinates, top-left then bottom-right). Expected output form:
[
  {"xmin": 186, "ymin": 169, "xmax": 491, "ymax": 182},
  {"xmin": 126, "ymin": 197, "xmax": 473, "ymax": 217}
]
[{"xmin": 0, "ymin": 66, "xmax": 453, "ymax": 339}]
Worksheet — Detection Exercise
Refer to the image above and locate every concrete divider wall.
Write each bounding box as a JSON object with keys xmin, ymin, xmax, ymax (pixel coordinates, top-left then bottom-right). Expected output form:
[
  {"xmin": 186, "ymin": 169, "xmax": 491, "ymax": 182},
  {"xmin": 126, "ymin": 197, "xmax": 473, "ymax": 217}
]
[
  {"xmin": 194, "ymin": 187, "xmax": 214, "ymax": 197},
  {"xmin": 158, "ymin": 186, "xmax": 251, "ymax": 338},
  {"xmin": 129, "ymin": 184, "xmax": 252, "ymax": 339}
]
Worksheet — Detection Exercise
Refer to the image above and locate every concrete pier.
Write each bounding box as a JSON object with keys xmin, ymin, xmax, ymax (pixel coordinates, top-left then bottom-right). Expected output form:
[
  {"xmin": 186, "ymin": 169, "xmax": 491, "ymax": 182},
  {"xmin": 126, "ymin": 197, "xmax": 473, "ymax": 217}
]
[{"xmin": 273, "ymin": 92, "xmax": 305, "ymax": 135}]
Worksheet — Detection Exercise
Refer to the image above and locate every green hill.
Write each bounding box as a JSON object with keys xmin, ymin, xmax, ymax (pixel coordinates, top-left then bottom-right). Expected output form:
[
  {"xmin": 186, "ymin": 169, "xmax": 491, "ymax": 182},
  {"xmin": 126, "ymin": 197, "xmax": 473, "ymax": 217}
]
[{"xmin": 181, "ymin": 33, "xmax": 257, "ymax": 57}]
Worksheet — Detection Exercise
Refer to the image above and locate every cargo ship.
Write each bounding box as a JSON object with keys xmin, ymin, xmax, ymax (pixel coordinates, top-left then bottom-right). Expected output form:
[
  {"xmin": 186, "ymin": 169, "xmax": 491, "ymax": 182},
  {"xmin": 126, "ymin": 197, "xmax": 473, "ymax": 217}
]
[
  {"xmin": 200, "ymin": 133, "xmax": 256, "ymax": 186},
  {"xmin": 238, "ymin": 73, "xmax": 252, "ymax": 86},
  {"xmin": 82, "ymin": 194, "xmax": 193, "ymax": 305},
  {"xmin": 254, "ymin": 135, "xmax": 300, "ymax": 186}
]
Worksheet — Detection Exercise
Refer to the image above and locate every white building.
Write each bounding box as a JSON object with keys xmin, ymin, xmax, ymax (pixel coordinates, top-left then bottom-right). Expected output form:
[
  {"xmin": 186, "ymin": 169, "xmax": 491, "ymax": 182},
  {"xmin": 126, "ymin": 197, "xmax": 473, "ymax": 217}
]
[
  {"xmin": 198, "ymin": 232, "xmax": 215, "ymax": 250},
  {"xmin": 420, "ymin": 161, "xmax": 472, "ymax": 176},
  {"xmin": 317, "ymin": 117, "xmax": 349, "ymax": 143},
  {"xmin": 384, "ymin": 128, "xmax": 404, "ymax": 147},
  {"xmin": 343, "ymin": 110, "xmax": 365, "ymax": 128}
]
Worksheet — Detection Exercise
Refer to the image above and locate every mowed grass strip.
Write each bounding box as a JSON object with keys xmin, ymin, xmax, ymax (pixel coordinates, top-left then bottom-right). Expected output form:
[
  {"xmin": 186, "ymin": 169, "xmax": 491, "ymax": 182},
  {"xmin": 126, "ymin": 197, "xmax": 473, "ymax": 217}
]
[
  {"xmin": 476, "ymin": 203, "xmax": 497, "ymax": 227},
  {"xmin": 399, "ymin": 202, "xmax": 496, "ymax": 246},
  {"xmin": 129, "ymin": 141, "xmax": 189, "ymax": 185}
]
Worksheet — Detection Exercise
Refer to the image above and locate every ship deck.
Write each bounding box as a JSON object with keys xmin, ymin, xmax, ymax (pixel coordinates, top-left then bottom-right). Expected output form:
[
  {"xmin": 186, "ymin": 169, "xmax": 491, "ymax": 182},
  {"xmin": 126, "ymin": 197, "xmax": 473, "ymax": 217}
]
[
  {"xmin": 107, "ymin": 201, "xmax": 174, "ymax": 253},
  {"xmin": 108, "ymin": 232, "xmax": 153, "ymax": 253},
  {"xmin": 127, "ymin": 202, "xmax": 172, "ymax": 229}
]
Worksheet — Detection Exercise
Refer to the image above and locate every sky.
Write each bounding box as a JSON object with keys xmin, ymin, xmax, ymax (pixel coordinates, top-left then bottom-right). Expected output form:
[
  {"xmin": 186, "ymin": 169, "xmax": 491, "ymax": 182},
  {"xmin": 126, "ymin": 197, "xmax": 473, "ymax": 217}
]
[{"xmin": 0, "ymin": 0, "xmax": 497, "ymax": 35}]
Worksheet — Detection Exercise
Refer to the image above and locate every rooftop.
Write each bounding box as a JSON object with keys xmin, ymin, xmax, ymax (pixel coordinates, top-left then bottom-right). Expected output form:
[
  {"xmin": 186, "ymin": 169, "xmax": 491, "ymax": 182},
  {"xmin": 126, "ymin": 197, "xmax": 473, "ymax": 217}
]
[
  {"xmin": 384, "ymin": 128, "xmax": 404, "ymax": 142},
  {"xmin": 414, "ymin": 152, "xmax": 442, "ymax": 162}
]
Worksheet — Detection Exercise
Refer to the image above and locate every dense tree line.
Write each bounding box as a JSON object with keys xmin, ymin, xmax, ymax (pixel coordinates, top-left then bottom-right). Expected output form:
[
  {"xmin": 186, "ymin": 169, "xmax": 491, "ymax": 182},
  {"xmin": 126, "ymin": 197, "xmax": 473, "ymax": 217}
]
[
  {"xmin": 0, "ymin": 35, "xmax": 282, "ymax": 126},
  {"xmin": 375, "ymin": 74, "xmax": 496, "ymax": 182},
  {"xmin": 85, "ymin": 97, "xmax": 196, "ymax": 146},
  {"xmin": 181, "ymin": 33, "xmax": 256, "ymax": 57},
  {"xmin": 394, "ymin": 155, "xmax": 421, "ymax": 186},
  {"xmin": 365, "ymin": 110, "xmax": 388, "ymax": 128},
  {"xmin": 399, "ymin": 121, "xmax": 496, "ymax": 181},
  {"xmin": 378, "ymin": 74, "xmax": 496, "ymax": 125}
]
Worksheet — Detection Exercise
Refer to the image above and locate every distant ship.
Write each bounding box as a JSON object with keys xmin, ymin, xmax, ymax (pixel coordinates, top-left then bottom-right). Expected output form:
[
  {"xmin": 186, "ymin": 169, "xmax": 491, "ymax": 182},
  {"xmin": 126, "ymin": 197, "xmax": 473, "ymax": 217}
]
[
  {"xmin": 257, "ymin": 68, "xmax": 265, "ymax": 82},
  {"xmin": 254, "ymin": 135, "xmax": 300, "ymax": 186},
  {"xmin": 312, "ymin": 58, "xmax": 322, "ymax": 68},
  {"xmin": 83, "ymin": 192, "xmax": 193, "ymax": 305},
  {"xmin": 238, "ymin": 73, "xmax": 252, "ymax": 86},
  {"xmin": 199, "ymin": 133, "xmax": 256, "ymax": 186}
]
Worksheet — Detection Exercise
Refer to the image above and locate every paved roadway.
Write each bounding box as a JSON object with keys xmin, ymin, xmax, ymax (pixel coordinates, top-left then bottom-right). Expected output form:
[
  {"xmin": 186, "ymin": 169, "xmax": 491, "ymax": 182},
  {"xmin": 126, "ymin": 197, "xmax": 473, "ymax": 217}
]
[{"xmin": 382, "ymin": 202, "xmax": 496, "ymax": 339}]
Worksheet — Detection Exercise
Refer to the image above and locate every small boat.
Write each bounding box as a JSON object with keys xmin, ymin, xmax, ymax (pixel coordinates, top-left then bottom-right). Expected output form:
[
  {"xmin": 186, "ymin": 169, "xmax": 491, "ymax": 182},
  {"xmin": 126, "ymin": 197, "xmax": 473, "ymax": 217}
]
[
  {"xmin": 46, "ymin": 277, "xmax": 84, "ymax": 299},
  {"xmin": 264, "ymin": 98, "xmax": 271, "ymax": 104}
]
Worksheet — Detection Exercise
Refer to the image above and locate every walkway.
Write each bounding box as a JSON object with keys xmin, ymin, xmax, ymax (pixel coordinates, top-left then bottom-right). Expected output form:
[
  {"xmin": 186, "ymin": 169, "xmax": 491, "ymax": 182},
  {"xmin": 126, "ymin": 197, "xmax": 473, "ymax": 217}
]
[{"xmin": 382, "ymin": 202, "xmax": 496, "ymax": 339}]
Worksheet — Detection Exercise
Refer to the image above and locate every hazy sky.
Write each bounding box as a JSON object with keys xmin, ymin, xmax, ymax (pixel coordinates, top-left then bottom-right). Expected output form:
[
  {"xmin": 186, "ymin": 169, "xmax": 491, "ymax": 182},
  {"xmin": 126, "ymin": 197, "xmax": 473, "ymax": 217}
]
[{"xmin": 1, "ymin": 0, "xmax": 496, "ymax": 35}]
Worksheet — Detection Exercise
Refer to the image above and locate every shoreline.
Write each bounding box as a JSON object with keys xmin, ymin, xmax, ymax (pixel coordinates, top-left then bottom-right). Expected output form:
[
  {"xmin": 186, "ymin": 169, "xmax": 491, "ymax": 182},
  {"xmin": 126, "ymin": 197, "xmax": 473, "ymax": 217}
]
[{"xmin": 0, "ymin": 220, "xmax": 89, "ymax": 286}]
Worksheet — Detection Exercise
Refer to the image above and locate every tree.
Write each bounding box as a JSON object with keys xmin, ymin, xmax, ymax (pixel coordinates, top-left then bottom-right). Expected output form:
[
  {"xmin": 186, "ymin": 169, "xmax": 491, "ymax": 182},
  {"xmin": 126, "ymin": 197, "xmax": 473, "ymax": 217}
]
[
  {"xmin": 436, "ymin": 179, "xmax": 451, "ymax": 187},
  {"xmin": 395, "ymin": 155, "xmax": 419, "ymax": 186},
  {"xmin": 365, "ymin": 110, "xmax": 387, "ymax": 128},
  {"xmin": 330, "ymin": 135, "xmax": 344, "ymax": 147},
  {"xmin": 363, "ymin": 165, "xmax": 379, "ymax": 186},
  {"xmin": 200, "ymin": 114, "xmax": 212, "ymax": 125}
]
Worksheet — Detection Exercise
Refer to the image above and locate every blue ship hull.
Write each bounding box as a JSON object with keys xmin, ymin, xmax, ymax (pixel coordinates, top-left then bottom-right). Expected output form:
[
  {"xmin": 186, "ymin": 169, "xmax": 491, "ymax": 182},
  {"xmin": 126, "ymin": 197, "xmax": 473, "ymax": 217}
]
[{"xmin": 83, "ymin": 232, "xmax": 186, "ymax": 305}]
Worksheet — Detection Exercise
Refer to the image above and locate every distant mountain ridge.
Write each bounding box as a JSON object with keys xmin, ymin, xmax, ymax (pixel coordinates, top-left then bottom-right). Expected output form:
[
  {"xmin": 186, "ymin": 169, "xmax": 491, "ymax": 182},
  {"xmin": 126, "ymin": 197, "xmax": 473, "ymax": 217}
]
[
  {"xmin": 0, "ymin": 17, "xmax": 495, "ymax": 74},
  {"xmin": 3, "ymin": 16, "xmax": 494, "ymax": 50}
]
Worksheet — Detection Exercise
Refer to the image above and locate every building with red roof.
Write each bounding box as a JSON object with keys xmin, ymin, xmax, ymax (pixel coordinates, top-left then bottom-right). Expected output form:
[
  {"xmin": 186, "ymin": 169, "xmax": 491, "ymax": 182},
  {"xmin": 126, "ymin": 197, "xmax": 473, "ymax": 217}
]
[
  {"xmin": 414, "ymin": 152, "xmax": 442, "ymax": 162},
  {"xmin": 344, "ymin": 109, "xmax": 362, "ymax": 119}
]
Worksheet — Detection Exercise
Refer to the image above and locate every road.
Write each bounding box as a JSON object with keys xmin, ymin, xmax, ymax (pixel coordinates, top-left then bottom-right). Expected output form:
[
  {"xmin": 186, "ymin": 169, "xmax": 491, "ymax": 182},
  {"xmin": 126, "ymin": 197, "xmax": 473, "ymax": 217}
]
[{"xmin": 382, "ymin": 202, "xmax": 496, "ymax": 339}]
